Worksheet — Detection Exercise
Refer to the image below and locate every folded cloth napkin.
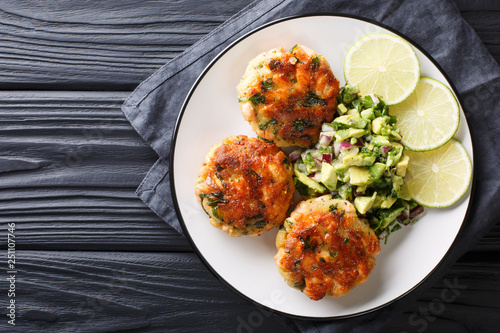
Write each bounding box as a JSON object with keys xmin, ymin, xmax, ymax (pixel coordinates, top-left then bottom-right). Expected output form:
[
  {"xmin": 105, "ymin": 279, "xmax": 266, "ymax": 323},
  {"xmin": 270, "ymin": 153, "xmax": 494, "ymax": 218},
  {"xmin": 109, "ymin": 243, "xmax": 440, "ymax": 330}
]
[{"xmin": 122, "ymin": 0, "xmax": 500, "ymax": 331}]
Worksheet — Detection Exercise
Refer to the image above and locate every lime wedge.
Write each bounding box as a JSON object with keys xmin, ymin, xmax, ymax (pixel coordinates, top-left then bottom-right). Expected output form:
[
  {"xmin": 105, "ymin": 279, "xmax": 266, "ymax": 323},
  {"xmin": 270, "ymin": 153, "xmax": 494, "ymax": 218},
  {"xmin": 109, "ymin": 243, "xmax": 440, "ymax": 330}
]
[
  {"xmin": 391, "ymin": 77, "xmax": 460, "ymax": 151},
  {"xmin": 344, "ymin": 33, "xmax": 420, "ymax": 105},
  {"xmin": 405, "ymin": 139, "xmax": 472, "ymax": 208}
]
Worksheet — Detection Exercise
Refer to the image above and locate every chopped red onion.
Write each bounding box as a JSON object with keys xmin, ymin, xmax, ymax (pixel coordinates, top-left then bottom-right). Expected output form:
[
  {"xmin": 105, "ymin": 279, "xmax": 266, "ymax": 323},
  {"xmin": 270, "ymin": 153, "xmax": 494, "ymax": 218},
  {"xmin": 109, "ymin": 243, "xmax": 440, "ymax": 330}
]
[
  {"xmin": 289, "ymin": 150, "xmax": 301, "ymax": 163},
  {"xmin": 354, "ymin": 139, "xmax": 364, "ymax": 147},
  {"xmin": 410, "ymin": 205, "xmax": 425, "ymax": 220},
  {"xmin": 381, "ymin": 146, "xmax": 391, "ymax": 154},
  {"xmin": 301, "ymin": 149, "xmax": 314, "ymax": 161},
  {"xmin": 309, "ymin": 172, "xmax": 321, "ymax": 182},
  {"xmin": 339, "ymin": 141, "xmax": 353, "ymax": 150},
  {"xmin": 397, "ymin": 210, "xmax": 410, "ymax": 225},
  {"xmin": 322, "ymin": 153, "xmax": 332, "ymax": 164},
  {"xmin": 319, "ymin": 133, "xmax": 332, "ymax": 146},
  {"xmin": 333, "ymin": 141, "xmax": 341, "ymax": 157},
  {"xmin": 369, "ymin": 94, "xmax": 380, "ymax": 104},
  {"xmin": 322, "ymin": 124, "xmax": 334, "ymax": 132}
]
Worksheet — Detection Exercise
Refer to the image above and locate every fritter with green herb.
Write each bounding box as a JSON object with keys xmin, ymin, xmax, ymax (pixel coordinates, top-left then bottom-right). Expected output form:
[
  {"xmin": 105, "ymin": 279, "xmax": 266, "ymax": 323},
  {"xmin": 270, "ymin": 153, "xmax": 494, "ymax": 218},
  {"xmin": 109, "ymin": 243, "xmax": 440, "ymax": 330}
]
[
  {"xmin": 195, "ymin": 135, "xmax": 295, "ymax": 236},
  {"xmin": 275, "ymin": 196, "xmax": 380, "ymax": 300},
  {"xmin": 237, "ymin": 44, "xmax": 340, "ymax": 147}
]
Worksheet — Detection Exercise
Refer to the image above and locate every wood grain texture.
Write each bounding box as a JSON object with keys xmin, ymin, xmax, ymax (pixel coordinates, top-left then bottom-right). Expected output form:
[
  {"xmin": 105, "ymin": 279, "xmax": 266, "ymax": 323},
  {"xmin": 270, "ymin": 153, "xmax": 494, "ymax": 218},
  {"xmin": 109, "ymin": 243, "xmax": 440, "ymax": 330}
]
[
  {"xmin": 0, "ymin": 0, "xmax": 497, "ymax": 91},
  {"xmin": 0, "ymin": 0, "xmax": 498, "ymax": 332},
  {"xmin": 13, "ymin": 251, "xmax": 287, "ymax": 333},
  {"xmin": 0, "ymin": 91, "xmax": 190, "ymax": 251},
  {"xmin": 0, "ymin": 0, "xmax": 250, "ymax": 90},
  {"xmin": 385, "ymin": 261, "xmax": 500, "ymax": 333},
  {"xmin": 6, "ymin": 251, "xmax": 499, "ymax": 333},
  {"xmin": 460, "ymin": 10, "xmax": 500, "ymax": 63}
]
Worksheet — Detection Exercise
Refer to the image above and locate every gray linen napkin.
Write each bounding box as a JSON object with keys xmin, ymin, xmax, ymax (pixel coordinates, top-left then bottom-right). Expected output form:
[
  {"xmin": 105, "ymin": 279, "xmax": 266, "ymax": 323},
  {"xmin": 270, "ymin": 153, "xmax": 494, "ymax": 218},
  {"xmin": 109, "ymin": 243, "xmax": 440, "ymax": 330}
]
[{"xmin": 121, "ymin": 0, "xmax": 500, "ymax": 331}]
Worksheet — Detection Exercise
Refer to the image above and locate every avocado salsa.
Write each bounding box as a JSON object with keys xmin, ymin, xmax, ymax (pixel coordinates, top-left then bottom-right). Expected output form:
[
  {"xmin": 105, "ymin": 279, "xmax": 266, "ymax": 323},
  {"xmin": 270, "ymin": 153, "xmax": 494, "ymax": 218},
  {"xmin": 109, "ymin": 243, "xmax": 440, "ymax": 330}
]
[{"xmin": 291, "ymin": 85, "xmax": 424, "ymax": 241}]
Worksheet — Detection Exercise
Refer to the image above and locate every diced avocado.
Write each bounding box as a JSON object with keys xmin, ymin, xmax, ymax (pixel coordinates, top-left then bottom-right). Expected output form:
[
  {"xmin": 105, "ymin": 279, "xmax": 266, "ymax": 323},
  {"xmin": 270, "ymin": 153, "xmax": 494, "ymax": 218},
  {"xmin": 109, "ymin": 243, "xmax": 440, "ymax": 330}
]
[
  {"xmin": 350, "ymin": 116, "xmax": 368, "ymax": 128},
  {"xmin": 369, "ymin": 162, "xmax": 386, "ymax": 180},
  {"xmin": 389, "ymin": 130, "xmax": 402, "ymax": 141},
  {"xmin": 397, "ymin": 182, "xmax": 412, "ymax": 200},
  {"xmin": 392, "ymin": 175, "xmax": 404, "ymax": 186},
  {"xmin": 370, "ymin": 135, "xmax": 391, "ymax": 146},
  {"xmin": 343, "ymin": 153, "xmax": 377, "ymax": 167},
  {"xmin": 338, "ymin": 184, "xmax": 353, "ymax": 200},
  {"xmin": 354, "ymin": 192, "xmax": 377, "ymax": 215},
  {"xmin": 333, "ymin": 115, "xmax": 368, "ymax": 129},
  {"xmin": 372, "ymin": 194, "xmax": 397, "ymax": 209},
  {"xmin": 396, "ymin": 154, "xmax": 410, "ymax": 177},
  {"xmin": 334, "ymin": 163, "xmax": 350, "ymax": 182},
  {"xmin": 371, "ymin": 117, "xmax": 386, "ymax": 135},
  {"xmin": 356, "ymin": 184, "xmax": 368, "ymax": 194},
  {"xmin": 391, "ymin": 175, "xmax": 404, "ymax": 194},
  {"xmin": 334, "ymin": 115, "xmax": 353, "ymax": 126},
  {"xmin": 380, "ymin": 196, "xmax": 397, "ymax": 209},
  {"xmin": 294, "ymin": 169, "xmax": 326, "ymax": 194},
  {"xmin": 320, "ymin": 162, "xmax": 337, "ymax": 191},
  {"xmin": 372, "ymin": 115, "xmax": 397, "ymax": 136},
  {"xmin": 337, "ymin": 103, "xmax": 348, "ymax": 115},
  {"xmin": 377, "ymin": 203, "xmax": 406, "ymax": 229},
  {"xmin": 386, "ymin": 143, "xmax": 403, "ymax": 167},
  {"xmin": 349, "ymin": 166, "xmax": 372, "ymax": 186},
  {"xmin": 334, "ymin": 128, "xmax": 368, "ymax": 142},
  {"xmin": 346, "ymin": 108, "xmax": 360, "ymax": 116},
  {"xmin": 360, "ymin": 108, "xmax": 375, "ymax": 121}
]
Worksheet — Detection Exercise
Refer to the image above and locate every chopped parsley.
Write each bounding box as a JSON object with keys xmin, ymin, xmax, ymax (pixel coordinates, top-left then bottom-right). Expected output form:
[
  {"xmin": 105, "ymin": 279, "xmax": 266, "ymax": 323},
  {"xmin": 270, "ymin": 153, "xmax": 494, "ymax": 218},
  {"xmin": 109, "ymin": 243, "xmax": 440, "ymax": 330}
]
[
  {"xmin": 312, "ymin": 56, "xmax": 320, "ymax": 69},
  {"xmin": 292, "ymin": 119, "xmax": 312, "ymax": 132},
  {"xmin": 249, "ymin": 92, "xmax": 265, "ymax": 106},
  {"xmin": 303, "ymin": 91, "xmax": 327, "ymax": 107},
  {"xmin": 261, "ymin": 78, "xmax": 274, "ymax": 91}
]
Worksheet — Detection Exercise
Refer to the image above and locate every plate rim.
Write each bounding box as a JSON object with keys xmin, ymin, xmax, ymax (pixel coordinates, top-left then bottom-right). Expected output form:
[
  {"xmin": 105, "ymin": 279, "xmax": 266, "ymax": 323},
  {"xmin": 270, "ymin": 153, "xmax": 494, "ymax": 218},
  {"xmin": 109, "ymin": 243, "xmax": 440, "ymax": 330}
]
[{"xmin": 169, "ymin": 13, "xmax": 475, "ymax": 320}]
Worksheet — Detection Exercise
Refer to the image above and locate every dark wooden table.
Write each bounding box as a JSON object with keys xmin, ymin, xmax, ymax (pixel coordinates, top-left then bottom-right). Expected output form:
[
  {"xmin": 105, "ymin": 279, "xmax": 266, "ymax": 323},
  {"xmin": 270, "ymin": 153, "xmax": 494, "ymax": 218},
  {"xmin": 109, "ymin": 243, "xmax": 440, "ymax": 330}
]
[{"xmin": 1, "ymin": 1, "xmax": 499, "ymax": 332}]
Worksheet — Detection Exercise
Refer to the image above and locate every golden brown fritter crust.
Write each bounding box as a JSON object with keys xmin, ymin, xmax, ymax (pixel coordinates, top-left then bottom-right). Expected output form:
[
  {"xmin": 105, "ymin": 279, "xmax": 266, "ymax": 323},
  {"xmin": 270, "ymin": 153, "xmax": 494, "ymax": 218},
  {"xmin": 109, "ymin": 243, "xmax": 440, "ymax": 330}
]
[
  {"xmin": 275, "ymin": 196, "xmax": 380, "ymax": 300},
  {"xmin": 237, "ymin": 44, "xmax": 340, "ymax": 147},
  {"xmin": 195, "ymin": 135, "xmax": 295, "ymax": 236}
]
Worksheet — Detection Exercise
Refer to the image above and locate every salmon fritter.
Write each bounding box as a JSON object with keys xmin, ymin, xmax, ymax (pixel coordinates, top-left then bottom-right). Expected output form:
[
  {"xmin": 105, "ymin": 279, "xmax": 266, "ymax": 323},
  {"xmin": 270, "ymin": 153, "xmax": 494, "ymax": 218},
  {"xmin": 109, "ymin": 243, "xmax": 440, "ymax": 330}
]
[
  {"xmin": 195, "ymin": 135, "xmax": 295, "ymax": 237},
  {"xmin": 236, "ymin": 44, "xmax": 341, "ymax": 148},
  {"xmin": 275, "ymin": 196, "xmax": 380, "ymax": 300}
]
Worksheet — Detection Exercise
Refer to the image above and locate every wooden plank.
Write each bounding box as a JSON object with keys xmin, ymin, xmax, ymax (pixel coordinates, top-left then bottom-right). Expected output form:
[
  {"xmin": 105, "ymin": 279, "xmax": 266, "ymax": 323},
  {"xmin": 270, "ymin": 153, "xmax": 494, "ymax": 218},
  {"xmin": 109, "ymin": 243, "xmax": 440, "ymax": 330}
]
[
  {"xmin": 0, "ymin": 91, "xmax": 190, "ymax": 251},
  {"xmin": 460, "ymin": 10, "xmax": 500, "ymax": 63},
  {"xmin": 385, "ymin": 261, "xmax": 500, "ymax": 332},
  {"xmin": 0, "ymin": 1, "xmax": 497, "ymax": 90},
  {"xmin": 9, "ymin": 250, "xmax": 499, "ymax": 332},
  {"xmin": 0, "ymin": 0, "xmax": 249, "ymax": 90},
  {"xmin": 14, "ymin": 251, "xmax": 288, "ymax": 333},
  {"xmin": 453, "ymin": 0, "xmax": 500, "ymax": 11}
]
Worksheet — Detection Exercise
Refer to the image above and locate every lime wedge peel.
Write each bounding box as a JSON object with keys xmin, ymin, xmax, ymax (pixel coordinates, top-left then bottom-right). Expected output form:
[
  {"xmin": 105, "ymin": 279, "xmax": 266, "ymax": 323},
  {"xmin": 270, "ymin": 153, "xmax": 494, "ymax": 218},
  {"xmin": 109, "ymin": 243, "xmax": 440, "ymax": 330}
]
[
  {"xmin": 344, "ymin": 33, "xmax": 420, "ymax": 106},
  {"xmin": 391, "ymin": 77, "xmax": 460, "ymax": 152},
  {"xmin": 405, "ymin": 139, "xmax": 472, "ymax": 208}
]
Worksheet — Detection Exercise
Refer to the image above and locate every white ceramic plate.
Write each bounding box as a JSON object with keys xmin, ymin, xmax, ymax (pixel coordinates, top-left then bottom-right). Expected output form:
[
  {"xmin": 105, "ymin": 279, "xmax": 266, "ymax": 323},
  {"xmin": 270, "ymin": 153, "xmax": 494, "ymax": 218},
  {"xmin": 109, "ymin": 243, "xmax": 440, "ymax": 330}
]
[{"xmin": 170, "ymin": 15, "xmax": 473, "ymax": 319}]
